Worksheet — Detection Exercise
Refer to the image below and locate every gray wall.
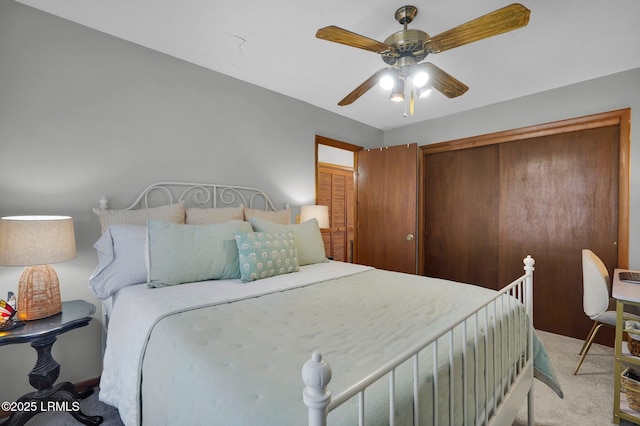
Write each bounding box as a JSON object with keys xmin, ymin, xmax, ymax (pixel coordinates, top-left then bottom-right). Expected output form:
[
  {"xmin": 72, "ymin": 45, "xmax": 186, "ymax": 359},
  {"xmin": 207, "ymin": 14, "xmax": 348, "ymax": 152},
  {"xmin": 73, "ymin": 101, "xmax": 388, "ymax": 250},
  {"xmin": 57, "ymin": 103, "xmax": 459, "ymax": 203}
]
[
  {"xmin": 0, "ymin": 0, "xmax": 382, "ymax": 403},
  {"xmin": 385, "ymin": 67, "xmax": 640, "ymax": 269}
]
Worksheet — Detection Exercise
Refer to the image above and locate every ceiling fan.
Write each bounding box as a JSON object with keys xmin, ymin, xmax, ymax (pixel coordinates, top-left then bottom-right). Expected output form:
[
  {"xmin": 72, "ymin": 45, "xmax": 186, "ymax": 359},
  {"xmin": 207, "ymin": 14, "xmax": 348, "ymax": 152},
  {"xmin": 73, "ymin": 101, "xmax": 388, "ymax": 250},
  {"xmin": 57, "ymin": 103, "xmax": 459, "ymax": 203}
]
[{"xmin": 316, "ymin": 3, "xmax": 530, "ymax": 112}]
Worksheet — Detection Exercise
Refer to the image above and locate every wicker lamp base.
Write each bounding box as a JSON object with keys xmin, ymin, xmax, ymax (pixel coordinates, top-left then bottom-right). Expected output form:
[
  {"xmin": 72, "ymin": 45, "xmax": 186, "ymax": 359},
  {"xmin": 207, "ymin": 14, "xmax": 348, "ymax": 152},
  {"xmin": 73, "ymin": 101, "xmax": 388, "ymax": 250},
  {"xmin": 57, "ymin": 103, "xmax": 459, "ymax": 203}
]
[{"xmin": 17, "ymin": 264, "xmax": 62, "ymax": 321}]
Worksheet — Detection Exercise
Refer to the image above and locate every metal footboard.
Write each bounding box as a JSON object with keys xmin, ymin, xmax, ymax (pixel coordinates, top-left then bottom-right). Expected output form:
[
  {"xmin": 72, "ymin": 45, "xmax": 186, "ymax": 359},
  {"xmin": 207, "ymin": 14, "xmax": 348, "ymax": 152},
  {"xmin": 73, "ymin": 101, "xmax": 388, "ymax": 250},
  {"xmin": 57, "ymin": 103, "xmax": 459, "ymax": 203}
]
[{"xmin": 302, "ymin": 256, "xmax": 535, "ymax": 426}]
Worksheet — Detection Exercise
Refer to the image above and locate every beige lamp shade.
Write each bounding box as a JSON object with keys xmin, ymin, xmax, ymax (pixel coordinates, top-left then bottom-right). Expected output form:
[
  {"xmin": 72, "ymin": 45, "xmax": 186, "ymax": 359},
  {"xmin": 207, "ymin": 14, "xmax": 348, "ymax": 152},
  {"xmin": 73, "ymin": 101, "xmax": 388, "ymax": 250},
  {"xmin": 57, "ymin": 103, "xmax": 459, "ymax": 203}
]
[
  {"xmin": 0, "ymin": 215, "xmax": 76, "ymax": 266},
  {"xmin": 0, "ymin": 216, "xmax": 76, "ymax": 321},
  {"xmin": 300, "ymin": 205, "xmax": 330, "ymax": 229}
]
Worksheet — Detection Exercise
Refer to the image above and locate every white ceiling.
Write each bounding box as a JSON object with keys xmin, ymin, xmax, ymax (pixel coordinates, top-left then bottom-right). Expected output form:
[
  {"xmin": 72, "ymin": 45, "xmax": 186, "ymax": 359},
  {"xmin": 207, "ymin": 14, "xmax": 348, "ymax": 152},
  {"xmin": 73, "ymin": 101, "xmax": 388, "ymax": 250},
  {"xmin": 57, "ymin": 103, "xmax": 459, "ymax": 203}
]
[{"xmin": 15, "ymin": 0, "xmax": 640, "ymax": 131}]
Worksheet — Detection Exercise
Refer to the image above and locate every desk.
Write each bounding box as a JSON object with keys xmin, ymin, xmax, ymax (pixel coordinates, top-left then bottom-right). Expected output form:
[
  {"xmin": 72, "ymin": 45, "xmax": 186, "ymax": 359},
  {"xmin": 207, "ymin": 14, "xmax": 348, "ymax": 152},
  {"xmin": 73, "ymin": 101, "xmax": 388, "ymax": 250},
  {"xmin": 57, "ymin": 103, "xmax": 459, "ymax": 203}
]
[
  {"xmin": 613, "ymin": 269, "xmax": 640, "ymax": 424},
  {"xmin": 0, "ymin": 300, "xmax": 103, "ymax": 426}
]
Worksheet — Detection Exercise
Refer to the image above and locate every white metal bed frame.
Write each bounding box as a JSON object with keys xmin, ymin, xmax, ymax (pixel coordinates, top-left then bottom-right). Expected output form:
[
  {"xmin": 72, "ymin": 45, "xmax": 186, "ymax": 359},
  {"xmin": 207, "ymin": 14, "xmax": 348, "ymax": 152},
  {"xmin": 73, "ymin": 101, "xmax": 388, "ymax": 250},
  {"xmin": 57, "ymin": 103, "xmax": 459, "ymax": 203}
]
[
  {"xmin": 98, "ymin": 181, "xmax": 282, "ymax": 212},
  {"xmin": 97, "ymin": 182, "xmax": 535, "ymax": 426}
]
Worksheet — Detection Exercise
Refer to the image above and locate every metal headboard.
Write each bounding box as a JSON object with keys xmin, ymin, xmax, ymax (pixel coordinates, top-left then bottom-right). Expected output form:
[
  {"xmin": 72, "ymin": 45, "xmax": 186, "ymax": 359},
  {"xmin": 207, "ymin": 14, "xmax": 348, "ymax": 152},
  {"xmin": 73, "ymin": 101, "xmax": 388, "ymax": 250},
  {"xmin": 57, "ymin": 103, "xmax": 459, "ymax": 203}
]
[{"xmin": 99, "ymin": 182, "xmax": 282, "ymax": 211}]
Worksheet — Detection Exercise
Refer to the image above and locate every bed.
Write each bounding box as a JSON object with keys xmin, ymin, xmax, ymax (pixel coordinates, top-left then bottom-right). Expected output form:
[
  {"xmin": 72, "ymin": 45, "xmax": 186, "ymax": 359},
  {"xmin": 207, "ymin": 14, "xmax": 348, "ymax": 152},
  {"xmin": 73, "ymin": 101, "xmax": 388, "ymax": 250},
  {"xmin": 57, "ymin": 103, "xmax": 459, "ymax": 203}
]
[{"xmin": 89, "ymin": 182, "xmax": 560, "ymax": 426}]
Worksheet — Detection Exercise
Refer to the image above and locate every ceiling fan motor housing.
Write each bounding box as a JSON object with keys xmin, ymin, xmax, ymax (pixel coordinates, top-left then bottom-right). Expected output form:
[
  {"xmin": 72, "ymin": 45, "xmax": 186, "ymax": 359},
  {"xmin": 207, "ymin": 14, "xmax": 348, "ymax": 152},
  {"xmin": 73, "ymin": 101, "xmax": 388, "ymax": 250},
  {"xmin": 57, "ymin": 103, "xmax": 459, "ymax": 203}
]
[{"xmin": 382, "ymin": 29, "xmax": 430, "ymax": 66}]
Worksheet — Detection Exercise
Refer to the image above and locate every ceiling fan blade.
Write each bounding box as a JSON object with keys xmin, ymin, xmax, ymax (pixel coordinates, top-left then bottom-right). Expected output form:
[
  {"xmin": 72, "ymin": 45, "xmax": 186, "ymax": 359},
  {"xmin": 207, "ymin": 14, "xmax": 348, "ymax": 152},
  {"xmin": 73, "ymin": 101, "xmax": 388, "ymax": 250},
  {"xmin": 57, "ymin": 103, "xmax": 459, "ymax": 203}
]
[
  {"xmin": 338, "ymin": 68, "xmax": 388, "ymax": 106},
  {"xmin": 316, "ymin": 26, "xmax": 392, "ymax": 54},
  {"xmin": 420, "ymin": 63, "xmax": 468, "ymax": 98},
  {"xmin": 425, "ymin": 3, "xmax": 530, "ymax": 53}
]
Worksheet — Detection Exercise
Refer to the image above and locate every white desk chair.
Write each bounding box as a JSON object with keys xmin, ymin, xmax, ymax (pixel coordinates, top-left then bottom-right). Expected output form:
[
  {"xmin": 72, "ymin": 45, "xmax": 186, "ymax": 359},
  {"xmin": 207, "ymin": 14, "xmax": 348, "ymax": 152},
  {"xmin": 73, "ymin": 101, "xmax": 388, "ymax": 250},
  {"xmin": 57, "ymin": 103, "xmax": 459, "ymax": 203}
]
[{"xmin": 574, "ymin": 249, "xmax": 640, "ymax": 375}]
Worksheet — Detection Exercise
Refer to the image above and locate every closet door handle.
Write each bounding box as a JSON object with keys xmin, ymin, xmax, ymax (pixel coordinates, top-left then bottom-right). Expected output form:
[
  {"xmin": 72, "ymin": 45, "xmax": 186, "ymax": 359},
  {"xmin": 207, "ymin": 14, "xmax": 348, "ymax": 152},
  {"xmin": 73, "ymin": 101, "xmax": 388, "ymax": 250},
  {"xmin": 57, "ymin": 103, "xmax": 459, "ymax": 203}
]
[{"xmin": 406, "ymin": 234, "xmax": 414, "ymax": 241}]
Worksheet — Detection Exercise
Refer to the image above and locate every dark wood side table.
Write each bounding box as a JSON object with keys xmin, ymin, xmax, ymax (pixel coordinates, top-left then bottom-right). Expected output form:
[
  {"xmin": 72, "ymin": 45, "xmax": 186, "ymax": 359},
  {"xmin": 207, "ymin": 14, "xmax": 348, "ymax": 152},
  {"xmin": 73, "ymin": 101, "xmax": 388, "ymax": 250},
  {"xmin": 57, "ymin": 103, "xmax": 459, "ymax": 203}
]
[{"xmin": 0, "ymin": 300, "xmax": 103, "ymax": 426}]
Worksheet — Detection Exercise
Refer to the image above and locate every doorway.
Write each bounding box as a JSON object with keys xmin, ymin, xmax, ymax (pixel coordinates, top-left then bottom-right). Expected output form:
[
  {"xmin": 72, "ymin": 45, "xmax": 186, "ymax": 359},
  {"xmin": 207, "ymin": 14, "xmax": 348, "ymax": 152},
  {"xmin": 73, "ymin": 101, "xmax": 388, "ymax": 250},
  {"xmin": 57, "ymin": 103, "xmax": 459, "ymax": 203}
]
[
  {"xmin": 315, "ymin": 135, "xmax": 361, "ymax": 262},
  {"xmin": 314, "ymin": 137, "xmax": 419, "ymax": 272}
]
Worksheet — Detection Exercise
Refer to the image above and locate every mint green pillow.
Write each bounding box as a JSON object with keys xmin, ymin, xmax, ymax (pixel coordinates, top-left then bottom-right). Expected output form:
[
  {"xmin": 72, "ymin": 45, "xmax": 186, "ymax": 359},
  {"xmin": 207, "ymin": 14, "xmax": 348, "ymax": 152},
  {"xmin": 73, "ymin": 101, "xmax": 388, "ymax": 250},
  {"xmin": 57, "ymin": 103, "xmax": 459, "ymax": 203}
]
[
  {"xmin": 147, "ymin": 220, "xmax": 252, "ymax": 287},
  {"xmin": 250, "ymin": 217, "xmax": 328, "ymax": 266},
  {"xmin": 235, "ymin": 231, "xmax": 299, "ymax": 282}
]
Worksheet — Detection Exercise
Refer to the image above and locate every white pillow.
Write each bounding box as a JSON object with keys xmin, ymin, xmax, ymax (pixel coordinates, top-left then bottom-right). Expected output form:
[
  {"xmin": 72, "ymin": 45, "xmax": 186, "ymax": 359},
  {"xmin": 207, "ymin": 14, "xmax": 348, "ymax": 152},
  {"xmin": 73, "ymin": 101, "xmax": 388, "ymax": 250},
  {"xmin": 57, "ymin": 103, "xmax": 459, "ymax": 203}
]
[
  {"xmin": 89, "ymin": 224, "xmax": 147, "ymax": 300},
  {"xmin": 93, "ymin": 201, "xmax": 185, "ymax": 234},
  {"xmin": 243, "ymin": 206, "xmax": 291, "ymax": 225},
  {"xmin": 185, "ymin": 206, "xmax": 244, "ymax": 224},
  {"xmin": 249, "ymin": 217, "xmax": 327, "ymax": 266}
]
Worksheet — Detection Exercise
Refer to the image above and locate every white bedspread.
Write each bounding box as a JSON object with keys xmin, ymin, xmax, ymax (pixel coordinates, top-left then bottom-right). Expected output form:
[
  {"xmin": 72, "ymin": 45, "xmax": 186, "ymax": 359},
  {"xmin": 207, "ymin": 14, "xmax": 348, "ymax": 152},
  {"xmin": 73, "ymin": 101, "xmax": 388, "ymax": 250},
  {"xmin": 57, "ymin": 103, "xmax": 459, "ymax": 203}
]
[
  {"xmin": 101, "ymin": 261, "xmax": 530, "ymax": 425},
  {"xmin": 100, "ymin": 261, "xmax": 375, "ymax": 426}
]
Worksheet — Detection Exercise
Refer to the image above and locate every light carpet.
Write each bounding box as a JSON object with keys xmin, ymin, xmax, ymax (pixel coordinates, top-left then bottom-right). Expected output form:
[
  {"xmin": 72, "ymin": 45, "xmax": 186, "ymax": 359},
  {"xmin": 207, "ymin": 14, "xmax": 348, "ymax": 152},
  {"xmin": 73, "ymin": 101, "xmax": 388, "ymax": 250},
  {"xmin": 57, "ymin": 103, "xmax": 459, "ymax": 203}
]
[
  {"xmin": 514, "ymin": 330, "xmax": 637, "ymax": 426},
  {"xmin": 16, "ymin": 330, "xmax": 639, "ymax": 425}
]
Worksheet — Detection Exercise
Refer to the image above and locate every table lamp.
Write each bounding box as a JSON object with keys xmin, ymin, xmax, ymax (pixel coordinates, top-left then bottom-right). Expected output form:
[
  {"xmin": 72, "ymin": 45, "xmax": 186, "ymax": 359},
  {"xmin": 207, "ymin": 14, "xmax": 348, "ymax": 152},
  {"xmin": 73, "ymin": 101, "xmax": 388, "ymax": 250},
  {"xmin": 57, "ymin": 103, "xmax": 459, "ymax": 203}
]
[
  {"xmin": 300, "ymin": 205, "xmax": 330, "ymax": 229},
  {"xmin": 0, "ymin": 215, "xmax": 76, "ymax": 321}
]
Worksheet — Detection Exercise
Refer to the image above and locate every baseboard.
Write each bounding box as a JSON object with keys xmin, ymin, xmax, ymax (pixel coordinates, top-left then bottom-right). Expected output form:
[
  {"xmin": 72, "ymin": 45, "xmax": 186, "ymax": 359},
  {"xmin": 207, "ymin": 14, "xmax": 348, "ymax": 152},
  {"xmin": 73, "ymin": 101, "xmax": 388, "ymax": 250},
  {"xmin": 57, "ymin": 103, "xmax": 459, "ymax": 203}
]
[
  {"xmin": 0, "ymin": 376, "xmax": 101, "ymax": 419},
  {"xmin": 75, "ymin": 376, "xmax": 101, "ymax": 394}
]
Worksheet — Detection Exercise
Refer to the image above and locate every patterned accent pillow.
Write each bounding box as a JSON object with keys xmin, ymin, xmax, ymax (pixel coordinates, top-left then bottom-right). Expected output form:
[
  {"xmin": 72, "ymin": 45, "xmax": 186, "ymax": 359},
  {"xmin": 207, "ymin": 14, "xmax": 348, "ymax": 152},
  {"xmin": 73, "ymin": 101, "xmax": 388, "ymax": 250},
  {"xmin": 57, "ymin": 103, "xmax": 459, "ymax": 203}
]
[
  {"xmin": 93, "ymin": 201, "xmax": 185, "ymax": 233},
  {"xmin": 234, "ymin": 231, "xmax": 299, "ymax": 282},
  {"xmin": 243, "ymin": 206, "xmax": 291, "ymax": 225},
  {"xmin": 185, "ymin": 206, "xmax": 244, "ymax": 224}
]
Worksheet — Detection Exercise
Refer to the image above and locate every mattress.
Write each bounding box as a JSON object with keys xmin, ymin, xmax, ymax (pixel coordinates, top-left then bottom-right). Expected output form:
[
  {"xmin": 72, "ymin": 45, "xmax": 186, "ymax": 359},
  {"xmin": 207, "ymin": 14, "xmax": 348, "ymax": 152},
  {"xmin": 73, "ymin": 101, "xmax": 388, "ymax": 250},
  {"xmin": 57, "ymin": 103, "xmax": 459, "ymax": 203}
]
[{"xmin": 100, "ymin": 262, "xmax": 527, "ymax": 425}]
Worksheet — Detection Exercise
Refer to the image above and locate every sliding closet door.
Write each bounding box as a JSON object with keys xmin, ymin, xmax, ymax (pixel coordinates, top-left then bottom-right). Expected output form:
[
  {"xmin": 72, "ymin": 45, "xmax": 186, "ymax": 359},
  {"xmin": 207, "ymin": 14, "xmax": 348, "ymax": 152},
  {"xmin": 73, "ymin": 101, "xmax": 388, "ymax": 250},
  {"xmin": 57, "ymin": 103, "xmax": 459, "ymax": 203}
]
[
  {"xmin": 498, "ymin": 125, "xmax": 619, "ymax": 339},
  {"xmin": 424, "ymin": 145, "xmax": 500, "ymax": 289},
  {"xmin": 357, "ymin": 144, "xmax": 418, "ymax": 273},
  {"xmin": 423, "ymin": 115, "xmax": 624, "ymax": 342}
]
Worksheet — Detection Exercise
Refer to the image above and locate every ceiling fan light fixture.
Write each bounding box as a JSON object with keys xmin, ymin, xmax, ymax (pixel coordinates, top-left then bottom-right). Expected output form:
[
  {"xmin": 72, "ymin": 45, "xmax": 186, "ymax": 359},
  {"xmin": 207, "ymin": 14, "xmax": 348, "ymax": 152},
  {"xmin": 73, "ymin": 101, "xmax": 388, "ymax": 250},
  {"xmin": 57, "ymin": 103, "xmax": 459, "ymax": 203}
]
[
  {"xmin": 417, "ymin": 86, "xmax": 432, "ymax": 98},
  {"xmin": 412, "ymin": 69, "xmax": 429, "ymax": 88},
  {"xmin": 379, "ymin": 74, "xmax": 395, "ymax": 91},
  {"xmin": 390, "ymin": 78, "xmax": 405, "ymax": 102},
  {"xmin": 379, "ymin": 69, "xmax": 398, "ymax": 91}
]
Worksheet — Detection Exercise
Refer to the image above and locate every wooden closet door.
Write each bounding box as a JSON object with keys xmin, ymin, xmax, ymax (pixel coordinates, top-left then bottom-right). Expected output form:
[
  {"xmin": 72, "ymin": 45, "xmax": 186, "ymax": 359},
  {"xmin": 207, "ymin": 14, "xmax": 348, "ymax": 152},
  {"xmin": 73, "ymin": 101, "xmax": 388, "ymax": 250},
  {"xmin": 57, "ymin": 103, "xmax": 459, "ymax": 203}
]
[
  {"xmin": 424, "ymin": 144, "xmax": 500, "ymax": 289},
  {"xmin": 357, "ymin": 144, "xmax": 417, "ymax": 273},
  {"xmin": 422, "ymin": 113, "xmax": 625, "ymax": 343},
  {"xmin": 498, "ymin": 125, "xmax": 619, "ymax": 339}
]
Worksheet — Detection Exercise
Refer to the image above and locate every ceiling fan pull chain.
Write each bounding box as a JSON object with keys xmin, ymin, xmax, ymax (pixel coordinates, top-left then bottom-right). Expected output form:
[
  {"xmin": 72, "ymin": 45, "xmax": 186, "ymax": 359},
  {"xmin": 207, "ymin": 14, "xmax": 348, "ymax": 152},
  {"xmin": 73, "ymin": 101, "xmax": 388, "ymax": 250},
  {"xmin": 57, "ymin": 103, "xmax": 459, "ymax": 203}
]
[{"xmin": 410, "ymin": 88, "xmax": 415, "ymax": 115}]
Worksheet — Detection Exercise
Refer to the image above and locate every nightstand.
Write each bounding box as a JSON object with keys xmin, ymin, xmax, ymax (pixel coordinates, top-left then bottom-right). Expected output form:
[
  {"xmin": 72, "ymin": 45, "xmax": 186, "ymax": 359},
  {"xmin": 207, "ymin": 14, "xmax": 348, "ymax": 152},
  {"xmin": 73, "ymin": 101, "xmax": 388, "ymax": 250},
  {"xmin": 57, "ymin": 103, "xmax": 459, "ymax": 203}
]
[{"xmin": 0, "ymin": 300, "xmax": 103, "ymax": 426}]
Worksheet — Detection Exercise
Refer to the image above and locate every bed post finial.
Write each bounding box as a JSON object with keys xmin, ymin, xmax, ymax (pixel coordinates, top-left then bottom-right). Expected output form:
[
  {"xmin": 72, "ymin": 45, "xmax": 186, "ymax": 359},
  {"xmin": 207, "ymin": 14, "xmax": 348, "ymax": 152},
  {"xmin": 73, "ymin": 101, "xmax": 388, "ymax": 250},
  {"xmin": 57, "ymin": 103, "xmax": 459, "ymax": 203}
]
[
  {"xmin": 99, "ymin": 196, "xmax": 109, "ymax": 210},
  {"xmin": 302, "ymin": 351, "xmax": 332, "ymax": 426},
  {"xmin": 523, "ymin": 255, "xmax": 535, "ymax": 271}
]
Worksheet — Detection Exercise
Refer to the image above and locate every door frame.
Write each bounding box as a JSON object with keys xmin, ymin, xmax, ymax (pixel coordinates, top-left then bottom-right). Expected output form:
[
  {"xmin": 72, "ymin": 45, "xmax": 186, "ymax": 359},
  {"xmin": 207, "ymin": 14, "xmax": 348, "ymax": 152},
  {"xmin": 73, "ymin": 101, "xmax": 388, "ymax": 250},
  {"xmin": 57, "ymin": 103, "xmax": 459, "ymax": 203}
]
[
  {"xmin": 314, "ymin": 135, "xmax": 362, "ymax": 260},
  {"xmin": 419, "ymin": 108, "xmax": 631, "ymax": 273}
]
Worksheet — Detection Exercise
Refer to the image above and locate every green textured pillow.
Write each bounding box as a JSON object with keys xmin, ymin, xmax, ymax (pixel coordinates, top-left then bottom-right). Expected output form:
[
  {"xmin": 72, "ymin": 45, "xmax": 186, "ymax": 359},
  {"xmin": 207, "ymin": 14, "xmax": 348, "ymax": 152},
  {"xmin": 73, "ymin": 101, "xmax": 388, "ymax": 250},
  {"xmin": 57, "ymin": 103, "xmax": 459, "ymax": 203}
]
[
  {"xmin": 235, "ymin": 231, "xmax": 299, "ymax": 282},
  {"xmin": 147, "ymin": 220, "xmax": 253, "ymax": 287},
  {"xmin": 250, "ymin": 217, "xmax": 327, "ymax": 266}
]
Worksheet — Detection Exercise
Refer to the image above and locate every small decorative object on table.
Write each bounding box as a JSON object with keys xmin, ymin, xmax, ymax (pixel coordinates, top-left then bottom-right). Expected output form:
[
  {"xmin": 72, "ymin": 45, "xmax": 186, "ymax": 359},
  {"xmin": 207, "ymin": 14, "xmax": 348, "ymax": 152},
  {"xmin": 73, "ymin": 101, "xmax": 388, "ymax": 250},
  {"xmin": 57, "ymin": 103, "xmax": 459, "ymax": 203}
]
[{"xmin": 0, "ymin": 293, "xmax": 25, "ymax": 331}]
